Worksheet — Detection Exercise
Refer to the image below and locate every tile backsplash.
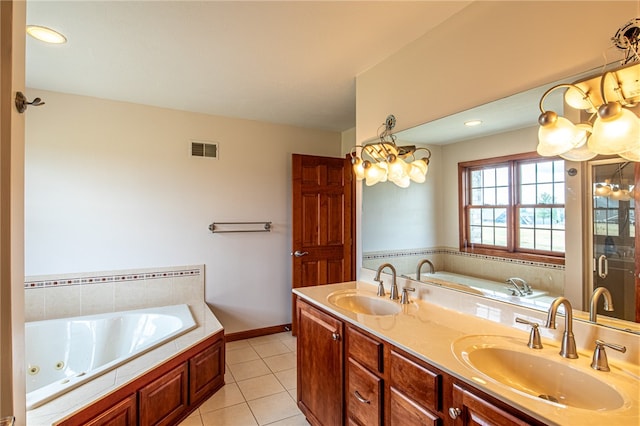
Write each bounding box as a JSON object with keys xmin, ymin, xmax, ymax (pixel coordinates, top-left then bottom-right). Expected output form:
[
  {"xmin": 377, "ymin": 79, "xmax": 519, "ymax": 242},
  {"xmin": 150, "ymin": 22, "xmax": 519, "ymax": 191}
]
[{"xmin": 24, "ymin": 265, "xmax": 204, "ymax": 322}]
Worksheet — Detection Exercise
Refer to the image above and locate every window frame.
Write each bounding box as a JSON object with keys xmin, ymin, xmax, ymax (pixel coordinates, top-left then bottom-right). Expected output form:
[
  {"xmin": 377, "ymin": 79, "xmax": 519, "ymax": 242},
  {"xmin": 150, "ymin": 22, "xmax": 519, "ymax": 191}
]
[{"xmin": 458, "ymin": 152, "xmax": 565, "ymax": 265}]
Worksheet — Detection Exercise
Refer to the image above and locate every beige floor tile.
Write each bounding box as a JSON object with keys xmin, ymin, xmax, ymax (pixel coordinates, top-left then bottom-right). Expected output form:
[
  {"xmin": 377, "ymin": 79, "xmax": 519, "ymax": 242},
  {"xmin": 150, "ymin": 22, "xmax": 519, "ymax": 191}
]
[
  {"xmin": 237, "ymin": 374, "xmax": 286, "ymax": 401},
  {"xmin": 263, "ymin": 353, "xmax": 296, "ymax": 373},
  {"xmin": 179, "ymin": 410, "xmax": 203, "ymax": 426},
  {"xmin": 225, "ymin": 364, "xmax": 236, "ymax": 384},
  {"xmin": 252, "ymin": 341, "xmax": 291, "ymax": 358},
  {"xmin": 227, "ymin": 346, "xmax": 260, "ymax": 365},
  {"xmin": 287, "ymin": 389, "xmax": 297, "ymax": 401},
  {"xmin": 247, "ymin": 391, "xmax": 301, "ymax": 425},
  {"xmin": 274, "ymin": 368, "xmax": 296, "ymax": 390},
  {"xmin": 248, "ymin": 334, "xmax": 283, "ymax": 346},
  {"xmin": 264, "ymin": 414, "xmax": 308, "ymax": 426},
  {"xmin": 200, "ymin": 403, "xmax": 258, "ymax": 426},
  {"xmin": 199, "ymin": 383, "xmax": 246, "ymax": 414},
  {"xmin": 228, "ymin": 359, "xmax": 272, "ymax": 382},
  {"xmin": 226, "ymin": 340, "xmax": 251, "ymax": 350}
]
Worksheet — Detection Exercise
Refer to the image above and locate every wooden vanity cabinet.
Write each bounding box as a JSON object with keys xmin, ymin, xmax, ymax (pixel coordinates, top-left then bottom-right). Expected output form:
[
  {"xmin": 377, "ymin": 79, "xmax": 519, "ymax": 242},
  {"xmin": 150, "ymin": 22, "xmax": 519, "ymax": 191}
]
[
  {"xmin": 297, "ymin": 299, "xmax": 344, "ymax": 426},
  {"xmin": 296, "ymin": 298, "xmax": 544, "ymax": 426},
  {"xmin": 58, "ymin": 331, "xmax": 225, "ymax": 426}
]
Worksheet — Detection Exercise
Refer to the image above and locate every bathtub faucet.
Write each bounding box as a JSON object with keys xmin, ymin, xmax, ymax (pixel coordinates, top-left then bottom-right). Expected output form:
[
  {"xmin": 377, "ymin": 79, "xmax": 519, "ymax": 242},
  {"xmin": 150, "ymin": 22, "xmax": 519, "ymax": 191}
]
[
  {"xmin": 374, "ymin": 263, "xmax": 399, "ymax": 301},
  {"xmin": 505, "ymin": 277, "xmax": 532, "ymax": 296},
  {"xmin": 416, "ymin": 259, "xmax": 435, "ymax": 280}
]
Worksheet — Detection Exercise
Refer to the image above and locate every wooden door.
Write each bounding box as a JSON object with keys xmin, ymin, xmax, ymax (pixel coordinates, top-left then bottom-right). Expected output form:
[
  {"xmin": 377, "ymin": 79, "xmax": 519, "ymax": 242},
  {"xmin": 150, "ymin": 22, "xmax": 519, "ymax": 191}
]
[{"xmin": 291, "ymin": 154, "xmax": 355, "ymax": 333}]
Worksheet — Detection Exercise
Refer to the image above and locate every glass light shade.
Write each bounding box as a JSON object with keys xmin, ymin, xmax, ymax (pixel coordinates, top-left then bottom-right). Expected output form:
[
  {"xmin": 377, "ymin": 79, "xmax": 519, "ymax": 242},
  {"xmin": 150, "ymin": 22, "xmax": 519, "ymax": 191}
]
[
  {"xmin": 594, "ymin": 184, "xmax": 611, "ymax": 196},
  {"xmin": 564, "ymin": 86, "xmax": 594, "ymax": 111},
  {"xmin": 408, "ymin": 159, "xmax": 428, "ymax": 183},
  {"xmin": 387, "ymin": 156, "xmax": 409, "ymax": 182},
  {"xmin": 364, "ymin": 163, "xmax": 387, "ymax": 186},
  {"xmin": 392, "ymin": 174, "xmax": 411, "ymax": 188},
  {"xmin": 620, "ymin": 146, "xmax": 640, "ymax": 161},
  {"xmin": 588, "ymin": 107, "xmax": 640, "ymax": 155},
  {"xmin": 537, "ymin": 116, "xmax": 588, "ymax": 156},
  {"xmin": 559, "ymin": 137, "xmax": 597, "ymax": 161},
  {"xmin": 352, "ymin": 158, "xmax": 365, "ymax": 180}
]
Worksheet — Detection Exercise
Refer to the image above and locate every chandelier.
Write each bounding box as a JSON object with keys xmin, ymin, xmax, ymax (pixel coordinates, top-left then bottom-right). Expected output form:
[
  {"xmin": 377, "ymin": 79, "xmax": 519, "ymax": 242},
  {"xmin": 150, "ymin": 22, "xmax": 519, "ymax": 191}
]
[
  {"xmin": 536, "ymin": 18, "xmax": 640, "ymax": 162},
  {"xmin": 350, "ymin": 115, "xmax": 431, "ymax": 188}
]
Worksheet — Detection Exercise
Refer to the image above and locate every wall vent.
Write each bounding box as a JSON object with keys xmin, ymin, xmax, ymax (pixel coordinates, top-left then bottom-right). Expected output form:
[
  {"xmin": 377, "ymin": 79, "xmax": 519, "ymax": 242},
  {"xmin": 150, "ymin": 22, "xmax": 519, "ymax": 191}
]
[{"xmin": 191, "ymin": 140, "xmax": 218, "ymax": 159}]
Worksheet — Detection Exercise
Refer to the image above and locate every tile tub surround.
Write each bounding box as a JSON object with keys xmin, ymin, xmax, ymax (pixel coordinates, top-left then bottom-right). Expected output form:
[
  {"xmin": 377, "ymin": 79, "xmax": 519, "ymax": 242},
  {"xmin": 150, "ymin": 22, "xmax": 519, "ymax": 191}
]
[
  {"xmin": 24, "ymin": 265, "xmax": 204, "ymax": 321},
  {"xmin": 363, "ymin": 247, "xmax": 564, "ymax": 295},
  {"xmin": 294, "ymin": 272, "xmax": 640, "ymax": 426}
]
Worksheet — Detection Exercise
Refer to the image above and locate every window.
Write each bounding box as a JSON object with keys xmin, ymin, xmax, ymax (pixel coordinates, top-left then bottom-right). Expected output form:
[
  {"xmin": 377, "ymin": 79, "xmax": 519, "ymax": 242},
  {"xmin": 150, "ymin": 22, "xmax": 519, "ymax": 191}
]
[{"xmin": 459, "ymin": 153, "xmax": 565, "ymax": 263}]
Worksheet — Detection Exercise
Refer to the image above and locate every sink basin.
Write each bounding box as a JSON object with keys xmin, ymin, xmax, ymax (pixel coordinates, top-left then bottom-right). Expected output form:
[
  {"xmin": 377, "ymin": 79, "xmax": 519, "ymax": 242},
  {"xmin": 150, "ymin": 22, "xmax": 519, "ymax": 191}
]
[
  {"xmin": 327, "ymin": 290, "xmax": 401, "ymax": 316},
  {"xmin": 452, "ymin": 335, "xmax": 625, "ymax": 411}
]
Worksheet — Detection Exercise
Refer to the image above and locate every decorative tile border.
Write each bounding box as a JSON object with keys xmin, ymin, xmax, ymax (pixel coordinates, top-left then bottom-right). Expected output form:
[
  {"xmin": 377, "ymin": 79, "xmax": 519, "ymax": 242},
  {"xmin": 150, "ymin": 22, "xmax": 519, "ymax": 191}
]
[
  {"xmin": 24, "ymin": 267, "xmax": 201, "ymax": 290},
  {"xmin": 363, "ymin": 247, "xmax": 565, "ymax": 270}
]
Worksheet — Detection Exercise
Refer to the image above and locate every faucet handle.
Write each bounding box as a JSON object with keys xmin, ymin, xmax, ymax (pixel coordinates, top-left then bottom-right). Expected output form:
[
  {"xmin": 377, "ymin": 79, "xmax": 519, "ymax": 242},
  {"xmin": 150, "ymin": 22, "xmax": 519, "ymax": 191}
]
[
  {"xmin": 376, "ymin": 280, "xmax": 386, "ymax": 297},
  {"xmin": 400, "ymin": 287, "xmax": 415, "ymax": 304},
  {"xmin": 515, "ymin": 317, "xmax": 543, "ymax": 349},
  {"xmin": 591, "ymin": 340, "xmax": 627, "ymax": 372}
]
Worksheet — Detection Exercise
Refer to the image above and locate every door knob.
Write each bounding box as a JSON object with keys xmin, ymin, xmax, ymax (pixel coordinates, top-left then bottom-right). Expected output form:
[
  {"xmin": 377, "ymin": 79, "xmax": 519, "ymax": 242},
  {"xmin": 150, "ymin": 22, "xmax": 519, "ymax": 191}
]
[{"xmin": 292, "ymin": 251, "xmax": 309, "ymax": 257}]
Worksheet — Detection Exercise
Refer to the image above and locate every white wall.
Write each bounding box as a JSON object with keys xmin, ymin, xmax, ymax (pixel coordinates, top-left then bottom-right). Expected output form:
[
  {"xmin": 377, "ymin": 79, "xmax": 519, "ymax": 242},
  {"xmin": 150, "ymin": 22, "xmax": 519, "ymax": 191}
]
[{"xmin": 24, "ymin": 90, "xmax": 342, "ymax": 333}]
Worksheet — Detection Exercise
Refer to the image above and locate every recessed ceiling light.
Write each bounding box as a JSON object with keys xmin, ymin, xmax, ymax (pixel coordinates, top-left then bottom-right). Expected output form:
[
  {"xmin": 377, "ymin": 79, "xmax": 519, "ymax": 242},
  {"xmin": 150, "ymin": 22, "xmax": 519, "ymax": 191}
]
[
  {"xmin": 464, "ymin": 120, "xmax": 482, "ymax": 127},
  {"xmin": 26, "ymin": 25, "xmax": 67, "ymax": 44}
]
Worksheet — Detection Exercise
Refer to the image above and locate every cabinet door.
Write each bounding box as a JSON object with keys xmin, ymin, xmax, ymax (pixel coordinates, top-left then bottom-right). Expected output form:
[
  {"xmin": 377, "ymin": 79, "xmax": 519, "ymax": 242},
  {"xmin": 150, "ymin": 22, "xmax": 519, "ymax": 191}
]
[
  {"xmin": 190, "ymin": 338, "xmax": 225, "ymax": 404},
  {"xmin": 296, "ymin": 299, "xmax": 344, "ymax": 426},
  {"xmin": 84, "ymin": 394, "xmax": 137, "ymax": 426},
  {"xmin": 346, "ymin": 358, "xmax": 382, "ymax": 426},
  {"xmin": 451, "ymin": 384, "xmax": 531, "ymax": 426},
  {"xmin": 139, "ymin": 363, "xmax": 189, "ymax": 426}
]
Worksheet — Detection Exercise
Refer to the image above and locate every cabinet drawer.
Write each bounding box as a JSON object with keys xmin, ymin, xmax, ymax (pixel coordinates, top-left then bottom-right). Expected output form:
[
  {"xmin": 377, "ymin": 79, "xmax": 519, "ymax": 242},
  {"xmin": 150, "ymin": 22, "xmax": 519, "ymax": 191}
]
[
  {"xmin": 389, "ymin": 387, "xmax": 440, "ymax": 426},
  {"xmin": 390, "ymin": 350, "xmax": 441, "ymax": 412},
  {"xmin": 347, "ymin": 358, "xmax": 383, "ymax": 426},
  {"xmin": 347, "ymin": 325, "xmax": 383, "ymax": 373}
]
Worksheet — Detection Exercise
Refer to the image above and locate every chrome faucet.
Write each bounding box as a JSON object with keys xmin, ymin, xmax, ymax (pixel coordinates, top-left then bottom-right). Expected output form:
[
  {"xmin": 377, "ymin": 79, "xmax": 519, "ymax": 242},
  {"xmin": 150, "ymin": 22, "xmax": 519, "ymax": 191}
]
[
  {"xmin": 591, "ymin": 340, "xmax": 626, "ymax": 372},
  {"xmin": 505, "ymin": 277, "xmax": 532, "ymax": 296},
  {"xmin": 416, "ymin": 259, "xmax": 435, "ymax": 280},
  {"xmin": 374, "ymin": 263, "xmax": 399, "ymax": 300},
  {"xmin": 545, "ymin": 297, "xmax": 578, "ymax": 359},
  {"xmin": 589, "ymin": 287, "xmax": 614, "ymax": 323}
]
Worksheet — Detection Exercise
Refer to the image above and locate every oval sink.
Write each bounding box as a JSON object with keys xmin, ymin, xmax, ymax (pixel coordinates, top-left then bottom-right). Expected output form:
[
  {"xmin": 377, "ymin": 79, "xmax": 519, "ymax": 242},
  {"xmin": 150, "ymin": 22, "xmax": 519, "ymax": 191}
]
[
  {"xmin": 327, "ymin": 290, "xmax": 401, "ymax": 316},
  {"xmin": 452, "ymin": 335, "xmax": 625, "ymax": 411}
]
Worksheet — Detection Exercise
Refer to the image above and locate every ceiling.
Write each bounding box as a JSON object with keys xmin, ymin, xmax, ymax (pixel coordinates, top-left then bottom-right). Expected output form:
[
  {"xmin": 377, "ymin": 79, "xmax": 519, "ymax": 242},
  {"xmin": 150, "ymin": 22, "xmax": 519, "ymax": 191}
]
[{"xmin": 25, "ymin": 1, "xmax": 473, "ymax": 133}]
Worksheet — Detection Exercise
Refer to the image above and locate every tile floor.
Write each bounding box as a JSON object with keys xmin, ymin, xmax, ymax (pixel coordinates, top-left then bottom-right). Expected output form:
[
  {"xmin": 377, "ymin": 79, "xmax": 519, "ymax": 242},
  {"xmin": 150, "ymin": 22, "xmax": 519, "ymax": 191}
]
[{"xmin": 179, "ymin": 332, "xmax": 308, "ymax": 426}]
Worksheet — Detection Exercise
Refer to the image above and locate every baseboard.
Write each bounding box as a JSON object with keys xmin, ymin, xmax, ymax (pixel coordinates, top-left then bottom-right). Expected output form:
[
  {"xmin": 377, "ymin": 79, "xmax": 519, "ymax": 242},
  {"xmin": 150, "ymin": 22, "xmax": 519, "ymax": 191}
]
[{"xmin": 225, "ymin": 323, "xmax": 292, "ymax": 342}]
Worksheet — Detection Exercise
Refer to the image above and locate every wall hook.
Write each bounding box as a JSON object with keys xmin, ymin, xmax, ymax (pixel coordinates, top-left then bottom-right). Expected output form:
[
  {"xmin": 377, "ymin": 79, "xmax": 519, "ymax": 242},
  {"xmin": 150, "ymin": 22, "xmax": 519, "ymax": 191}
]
[{"xmin": 15, "ymin": 91, "xmax": 45, "ymax": 113}]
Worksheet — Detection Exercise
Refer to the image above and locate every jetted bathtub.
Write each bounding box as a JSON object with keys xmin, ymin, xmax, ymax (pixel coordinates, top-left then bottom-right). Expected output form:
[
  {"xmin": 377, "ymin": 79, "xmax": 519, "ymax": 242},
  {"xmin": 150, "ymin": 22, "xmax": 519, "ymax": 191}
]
[{"xmin": 25, "ymin": 304, "xmax": 197, "ymax": 410}]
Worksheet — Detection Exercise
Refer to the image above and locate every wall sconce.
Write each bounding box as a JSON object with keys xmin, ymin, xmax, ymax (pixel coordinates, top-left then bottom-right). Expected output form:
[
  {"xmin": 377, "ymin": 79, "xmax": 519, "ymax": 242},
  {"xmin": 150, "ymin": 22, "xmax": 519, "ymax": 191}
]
[
  {"xmin": 350, "ymin": 115, "xmax": 431, "ymax": 188},
  {"xmin": 536, "ymin": 18, "xmax": 640, "ymax": 162}
]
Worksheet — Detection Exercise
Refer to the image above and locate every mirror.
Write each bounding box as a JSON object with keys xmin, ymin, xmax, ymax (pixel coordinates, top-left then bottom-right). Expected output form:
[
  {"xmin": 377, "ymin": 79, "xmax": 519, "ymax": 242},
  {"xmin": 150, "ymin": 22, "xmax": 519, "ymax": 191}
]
[{"xmin": 361, "ymin": 69, "xmax": 640, "ymax": 334}]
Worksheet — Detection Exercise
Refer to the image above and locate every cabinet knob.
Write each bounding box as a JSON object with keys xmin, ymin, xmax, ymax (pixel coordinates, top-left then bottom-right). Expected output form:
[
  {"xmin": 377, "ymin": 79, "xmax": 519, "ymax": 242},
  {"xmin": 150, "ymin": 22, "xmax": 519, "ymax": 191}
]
[
  {"xmin": 331, "ymin": 332, "xmax": 340, "ymax": 341},
  {"xmin": 448, "ymin": 407, "xmax": 462, "ymax": 419}
]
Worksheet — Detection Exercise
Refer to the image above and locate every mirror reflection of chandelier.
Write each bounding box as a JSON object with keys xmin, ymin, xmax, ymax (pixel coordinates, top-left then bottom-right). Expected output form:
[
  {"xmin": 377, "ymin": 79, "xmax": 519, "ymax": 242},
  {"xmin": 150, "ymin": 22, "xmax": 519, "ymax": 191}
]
[
  {"xmin": 594, "ymin": 162, "xmax": 636, "ymax": 200},
  {"xmin": 536, "ymin": 18, "xmax": 640, "ymax": 162},
  {"xmin": 350, "ymin": 115, "xmax": 431, "ymax": 188}
]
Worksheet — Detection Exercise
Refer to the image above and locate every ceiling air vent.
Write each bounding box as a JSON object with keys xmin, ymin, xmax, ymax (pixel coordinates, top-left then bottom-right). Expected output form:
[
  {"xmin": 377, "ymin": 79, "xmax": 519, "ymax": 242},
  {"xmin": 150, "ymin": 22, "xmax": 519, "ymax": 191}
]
[{"xmin": 191, "ymin": 140, "xmax": 218, "ymax": 159}]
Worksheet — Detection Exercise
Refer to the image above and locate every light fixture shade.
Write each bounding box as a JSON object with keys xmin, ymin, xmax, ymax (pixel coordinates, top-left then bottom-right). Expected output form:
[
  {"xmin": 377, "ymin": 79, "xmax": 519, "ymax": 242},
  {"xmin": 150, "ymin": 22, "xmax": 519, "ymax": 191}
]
[
  {"xmin": 352, "ymin": 158, "xmax": 365, "ymax": 180},
  {"xmin": 387, "ymin": 156, "xmax": 409, "ymax": 183},
  {"xmin": 594, "ymin": 183, "xmax": 612, "ymax": 196},
  {"xmin": 537, "ymin": 116, "xmax": 588, "ymax": 156},
  {"xmin": 392, "ymin": 174, "xmax": 411, "ymax": 188},
  {"xmin": 620, "ymin": 146, "xmax": 640, "ymax": 161},
  {"xmin": 364, "ymin": 163, "xmax": 387, "ymax": 186},
  {"xmin": 589, "ymin": 107, "xmax": 640, "ymax": 154},
  {"xmin": 408, "ymin": 159, "xmax": 428, "ymax": 183},
  {"xmin": 564, "ymin": 86, "xmax": 595, "ymax": 111},
  {"xmin": 26, "ymin": 25, "xmax": 67, "ymax": 44}
]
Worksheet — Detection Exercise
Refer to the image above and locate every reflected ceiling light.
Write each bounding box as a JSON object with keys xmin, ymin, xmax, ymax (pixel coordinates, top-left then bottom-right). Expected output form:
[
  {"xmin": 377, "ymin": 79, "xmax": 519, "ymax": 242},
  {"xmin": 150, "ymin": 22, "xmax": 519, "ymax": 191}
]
[
  {"xmin": 26, "ymin": 25, "xmax": 67, "ymax": 44},
  {"xmin": 536, "ymin": 18, "xmax": 640, "ymax": 162},
  {"xmin": 464, "ymin": 119, "xmax": 482, "ymax": 127},
  {"xmin": 350, "ymin": 115, "xmax": 431, "ymax": 188},
  {"xmin": 593, "ymin": 162, "xmax": 635, "ymax": 200}
]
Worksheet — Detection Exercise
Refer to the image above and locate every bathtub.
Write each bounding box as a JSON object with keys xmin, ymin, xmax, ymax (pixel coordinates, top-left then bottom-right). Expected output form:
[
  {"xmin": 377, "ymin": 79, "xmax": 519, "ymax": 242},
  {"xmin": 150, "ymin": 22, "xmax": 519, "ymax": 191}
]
[
  {"xmin": 25, "ymin": 304, "xmax": 197, "ymax": 410},
  {"xmin": 405, "ymin": 271, "xmax": 552, "ymax": 302}
]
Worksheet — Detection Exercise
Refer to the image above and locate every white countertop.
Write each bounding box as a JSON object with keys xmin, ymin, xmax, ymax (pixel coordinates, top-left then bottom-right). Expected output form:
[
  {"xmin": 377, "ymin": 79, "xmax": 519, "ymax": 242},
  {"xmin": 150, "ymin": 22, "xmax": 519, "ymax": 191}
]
[
  {"xmin": 293, "ymin": 276, "xmax": 640, "ymax": 426},
  {"xmin": 26, "ymin": 302, "xmax": 224, "ymax": 426}
]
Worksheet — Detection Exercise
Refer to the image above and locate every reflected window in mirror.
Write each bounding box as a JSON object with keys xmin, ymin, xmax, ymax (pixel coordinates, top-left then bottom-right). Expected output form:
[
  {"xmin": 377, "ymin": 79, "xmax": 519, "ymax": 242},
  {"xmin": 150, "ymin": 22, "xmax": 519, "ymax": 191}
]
[{"xmin": 459, "ymin": 152, "xmax": 565, "ymax": 265}]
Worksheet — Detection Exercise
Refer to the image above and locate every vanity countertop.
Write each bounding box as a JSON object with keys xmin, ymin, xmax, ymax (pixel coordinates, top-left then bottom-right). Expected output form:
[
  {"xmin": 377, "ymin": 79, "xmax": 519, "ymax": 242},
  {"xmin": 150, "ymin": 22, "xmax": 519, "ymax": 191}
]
[{"xmin": 293, "ymin": 276, "xmax": 640, "ymax": 426}]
